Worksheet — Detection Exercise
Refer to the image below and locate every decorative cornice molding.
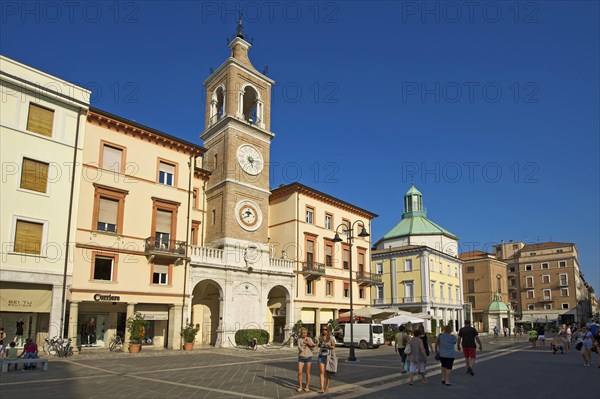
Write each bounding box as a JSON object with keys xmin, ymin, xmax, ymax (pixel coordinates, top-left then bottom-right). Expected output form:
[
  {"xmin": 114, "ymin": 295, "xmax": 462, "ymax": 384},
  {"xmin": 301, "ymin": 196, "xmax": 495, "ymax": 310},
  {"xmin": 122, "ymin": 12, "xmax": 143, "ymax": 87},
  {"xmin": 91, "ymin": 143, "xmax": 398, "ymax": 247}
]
[
  {"xmin": 270, "ymin": 182, "xmax": 378, "ymax": 220},
  {"xmin": 88, "ymin": 110, "xmax": 206, "ymax": 156}
]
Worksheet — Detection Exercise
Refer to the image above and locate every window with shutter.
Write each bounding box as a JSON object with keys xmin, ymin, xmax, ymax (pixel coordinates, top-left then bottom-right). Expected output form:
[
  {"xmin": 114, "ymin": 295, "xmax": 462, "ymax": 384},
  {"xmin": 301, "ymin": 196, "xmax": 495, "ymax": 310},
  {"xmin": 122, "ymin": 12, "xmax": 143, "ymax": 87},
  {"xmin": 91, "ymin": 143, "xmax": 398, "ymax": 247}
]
[
  {"xmin": 97, "ymin": 198, "xmax": 119, "ymax": 232},
  {"xmin": 343, "ymin": 248, "xmax": 349, "ymax": 270},
  {"xmin": 155, "ymin": 210, "xmax": 172, "ymax": 248},
  {"xmin": 92, "ymin": 185, "xmax": 127, "ymax": 234},
  {"xmin": 325, "ymin": 244, "xmax": 333, "ymax": 267},
  {"xmin": 26, "ymin": 103, "xmax": 54, "ymax": 137},
  {"xmin": 158, "ymin": 161, "xmax": 175, "ymax": 186},
  {"xmin": 305, "ymin": 240, "xmax": 314, "ymax": 266},
  {"xmin": 14, "ymin": 219, "xmax": 44, "ymax": 254},
  {"xmin": 20, "ymin": 158, "xmax": 49, "ymax": 193},
  {"xmin": 152, "ymin": 264, "xmax": 169, "ymax": 285},
  {"xmin": 102, "ymin": 145, "xmax": 123, "ymax": 172}
]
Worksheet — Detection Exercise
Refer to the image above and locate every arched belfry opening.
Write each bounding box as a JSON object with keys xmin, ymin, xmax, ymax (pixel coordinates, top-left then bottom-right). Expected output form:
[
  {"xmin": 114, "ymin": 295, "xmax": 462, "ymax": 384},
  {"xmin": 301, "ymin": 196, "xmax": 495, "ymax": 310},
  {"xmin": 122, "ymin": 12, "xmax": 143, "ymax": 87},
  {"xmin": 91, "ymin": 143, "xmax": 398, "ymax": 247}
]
[
  {"xmin": 210, "ymin": 85, "xmax": 226, "ymax": 125},
  {"xmin": 238, "ymin": 84, "xmax": 263, "ymax": 127}
]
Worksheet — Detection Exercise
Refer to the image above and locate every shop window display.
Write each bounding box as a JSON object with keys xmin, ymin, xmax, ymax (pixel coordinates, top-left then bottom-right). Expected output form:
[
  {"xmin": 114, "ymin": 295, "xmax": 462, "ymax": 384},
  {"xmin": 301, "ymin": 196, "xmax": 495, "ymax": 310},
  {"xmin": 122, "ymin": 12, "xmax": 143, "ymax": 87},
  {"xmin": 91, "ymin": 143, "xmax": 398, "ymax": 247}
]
[{"xmin": 79, "ymin": 314, "xmax": 108, "ymax": 347}]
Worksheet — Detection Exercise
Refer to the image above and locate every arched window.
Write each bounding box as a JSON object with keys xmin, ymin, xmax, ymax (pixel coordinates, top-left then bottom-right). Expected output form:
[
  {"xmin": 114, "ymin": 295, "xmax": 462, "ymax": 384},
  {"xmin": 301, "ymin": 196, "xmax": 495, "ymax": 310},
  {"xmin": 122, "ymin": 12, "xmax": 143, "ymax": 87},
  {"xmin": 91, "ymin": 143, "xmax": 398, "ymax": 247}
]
[
  {"xmin": 210, "ymin": 85, "xmax": 226, "ymax": 125},
  {"xmin": 242, "ymin": 86, "xmax": 258, "ymax": 124}
]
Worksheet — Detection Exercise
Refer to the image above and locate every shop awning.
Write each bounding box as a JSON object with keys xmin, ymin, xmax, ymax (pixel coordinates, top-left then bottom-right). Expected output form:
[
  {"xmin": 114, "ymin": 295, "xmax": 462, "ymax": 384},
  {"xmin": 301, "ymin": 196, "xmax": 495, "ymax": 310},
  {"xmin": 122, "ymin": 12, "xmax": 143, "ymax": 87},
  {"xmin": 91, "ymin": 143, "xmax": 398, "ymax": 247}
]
[{"xmin": 0, "ymin": 282, "xmax": 52, "ymax": 313}]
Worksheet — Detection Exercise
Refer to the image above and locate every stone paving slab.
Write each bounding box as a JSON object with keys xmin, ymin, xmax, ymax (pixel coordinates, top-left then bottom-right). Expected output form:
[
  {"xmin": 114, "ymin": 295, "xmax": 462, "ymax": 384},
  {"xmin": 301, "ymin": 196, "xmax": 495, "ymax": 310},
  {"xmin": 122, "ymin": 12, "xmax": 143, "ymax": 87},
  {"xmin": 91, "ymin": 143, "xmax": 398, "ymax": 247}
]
[{"xmin": 1, "ymin": 337, "xmax": 598, "ymax": 399}]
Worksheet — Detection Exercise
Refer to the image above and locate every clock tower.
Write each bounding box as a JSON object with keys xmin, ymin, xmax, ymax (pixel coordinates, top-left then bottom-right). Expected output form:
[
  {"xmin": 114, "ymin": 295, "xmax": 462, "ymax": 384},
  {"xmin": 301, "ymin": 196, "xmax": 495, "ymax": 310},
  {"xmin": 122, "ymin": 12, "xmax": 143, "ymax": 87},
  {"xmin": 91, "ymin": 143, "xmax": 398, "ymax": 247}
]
[{"xmin": 201, "ymin": 19, "xmax": 274, "ymax": 251}]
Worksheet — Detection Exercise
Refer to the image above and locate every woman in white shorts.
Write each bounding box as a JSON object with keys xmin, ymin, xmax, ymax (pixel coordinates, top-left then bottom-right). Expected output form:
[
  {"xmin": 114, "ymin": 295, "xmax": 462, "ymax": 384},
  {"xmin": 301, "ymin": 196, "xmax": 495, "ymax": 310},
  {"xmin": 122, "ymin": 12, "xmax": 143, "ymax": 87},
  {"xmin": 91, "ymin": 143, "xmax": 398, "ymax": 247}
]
[
  {"xmin": 577, "ymin": 325, "xmax": 593, "ymax": 367},
  {"xmin": 406, "ymin": 330, "xmax": 428, "ymax": 385}
]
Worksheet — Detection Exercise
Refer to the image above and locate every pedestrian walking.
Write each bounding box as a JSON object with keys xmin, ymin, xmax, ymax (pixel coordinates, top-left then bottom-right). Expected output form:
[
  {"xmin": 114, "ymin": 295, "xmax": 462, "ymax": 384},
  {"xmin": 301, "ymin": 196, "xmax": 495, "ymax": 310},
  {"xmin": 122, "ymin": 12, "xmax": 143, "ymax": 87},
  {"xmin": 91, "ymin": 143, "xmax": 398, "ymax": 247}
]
[
  {"xmin": 435, "ymin": 325, "xmax": 457, "ymax": 386},
  {"xmin": 537, "ymin": 325, "xmax": 546, "ymax": 348},
  {"xmin": 528, "ymin": 328, "xmax": 538, "ymax": 348},
  {"xmin": 493, "ymin": 326, "xmax": 499, "ymax": 340},
  {"xmin": 503, "ymin": 326, "xmax": 508, "ymax": 338},
  {"xmin": 457, "ymin": 320, "xmax": 482, "ymax": 376},
  {"xmin": 406, "ymin": 329, "xmax": 428, "ymax": 385},
  {"xmin": 593, "ymin": 329, "xmax": 600, "ymax": 368},
  {"xmin": 576, "ymin": 325, "xmax": 593, "ymax": 367},
  {"xmin": 394, "ymin": 325, "xmax": 409, "ymax": 373},
  {"xmin": 566, "ymin": 325, "xmax": 572, "ymax": 351}
]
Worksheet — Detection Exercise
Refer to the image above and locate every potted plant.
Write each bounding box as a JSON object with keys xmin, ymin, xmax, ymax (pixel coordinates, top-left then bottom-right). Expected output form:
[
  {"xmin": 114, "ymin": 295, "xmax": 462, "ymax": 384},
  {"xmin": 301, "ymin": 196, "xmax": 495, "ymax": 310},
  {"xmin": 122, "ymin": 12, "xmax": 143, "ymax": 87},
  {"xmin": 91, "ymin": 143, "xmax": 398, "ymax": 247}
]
[
  {"xmin": 126, "ymin": 312, "xmax": 146, "ymax": 353},
  {"xmin": 181, "ymin": 323, "xmax": 200, "ymax": 350}
]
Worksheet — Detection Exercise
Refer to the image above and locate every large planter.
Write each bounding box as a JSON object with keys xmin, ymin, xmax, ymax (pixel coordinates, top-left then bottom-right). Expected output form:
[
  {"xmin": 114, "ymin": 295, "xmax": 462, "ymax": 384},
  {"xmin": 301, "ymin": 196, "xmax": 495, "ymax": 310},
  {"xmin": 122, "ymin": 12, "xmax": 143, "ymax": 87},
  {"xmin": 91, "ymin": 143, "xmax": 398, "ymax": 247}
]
[
  {"xmin": 183, "ymin": 342, "xmax": 194, "ymax": 351},
  {"xmin": 129, "ymin": 343, "xmax": 142, "ymax": 353}
]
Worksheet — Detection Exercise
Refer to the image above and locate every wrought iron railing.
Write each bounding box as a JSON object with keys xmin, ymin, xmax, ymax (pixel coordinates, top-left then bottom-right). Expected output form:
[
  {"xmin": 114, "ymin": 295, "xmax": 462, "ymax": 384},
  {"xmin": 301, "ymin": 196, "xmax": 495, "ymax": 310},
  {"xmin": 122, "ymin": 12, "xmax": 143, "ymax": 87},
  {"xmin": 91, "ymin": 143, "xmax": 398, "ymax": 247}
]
[{"xmin": 144, "ymin": 237, "xmax": 186, "ymax": 255}]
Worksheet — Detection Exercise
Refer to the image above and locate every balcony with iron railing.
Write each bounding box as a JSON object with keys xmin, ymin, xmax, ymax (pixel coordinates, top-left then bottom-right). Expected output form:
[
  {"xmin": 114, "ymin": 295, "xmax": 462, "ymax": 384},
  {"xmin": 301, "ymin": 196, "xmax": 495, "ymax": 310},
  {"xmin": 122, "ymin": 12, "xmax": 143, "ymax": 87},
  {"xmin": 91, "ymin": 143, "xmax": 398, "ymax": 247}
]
[
  {"xmin": 302, "ymin": 261, "xmax": 325, "ymax": 280},
  {"xmin": 356, "ymin": 270, "xmax": 382, "ymax": 286},
  {"xmin": 144, "ymin": 237, "xmax": 186, "ymax": 262}
]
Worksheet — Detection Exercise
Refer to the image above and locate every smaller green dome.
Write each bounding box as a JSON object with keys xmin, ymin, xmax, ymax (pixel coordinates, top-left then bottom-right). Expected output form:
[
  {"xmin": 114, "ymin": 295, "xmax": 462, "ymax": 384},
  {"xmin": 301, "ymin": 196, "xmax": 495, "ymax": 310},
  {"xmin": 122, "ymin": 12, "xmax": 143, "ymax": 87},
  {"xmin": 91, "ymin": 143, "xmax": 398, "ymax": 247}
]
[{"xmin": 485, "ymin": 301, "xmax": 510, "ymax": 313}]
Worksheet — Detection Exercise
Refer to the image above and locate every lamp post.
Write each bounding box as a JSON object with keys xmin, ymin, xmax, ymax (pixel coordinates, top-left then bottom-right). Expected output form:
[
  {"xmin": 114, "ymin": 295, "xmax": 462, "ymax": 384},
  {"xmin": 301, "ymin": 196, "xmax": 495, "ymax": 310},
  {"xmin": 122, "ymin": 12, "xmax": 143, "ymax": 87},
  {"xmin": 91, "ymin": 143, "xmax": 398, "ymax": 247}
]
[{"xmin": 332, "ymin": 219, "xmax": 369, "ymax": 362}]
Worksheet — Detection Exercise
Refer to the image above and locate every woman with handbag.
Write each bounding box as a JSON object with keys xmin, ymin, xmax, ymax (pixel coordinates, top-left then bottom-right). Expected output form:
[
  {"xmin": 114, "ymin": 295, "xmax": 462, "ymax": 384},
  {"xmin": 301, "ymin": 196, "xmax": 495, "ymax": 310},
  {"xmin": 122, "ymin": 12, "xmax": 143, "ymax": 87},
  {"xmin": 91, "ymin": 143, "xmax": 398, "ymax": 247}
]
[
  {"xmin": 296, "ymin": 327, "xmax": 316, "ymax": 392},
  {"xmin": 406, "ymin": 329, "xmax": 428, "ymax": 385},
  {"xmin": 317, "ymin": 326, "xmax": 336, "ymax": 394},
  {"xmin": 435, "ymin": 325, "xmax": 458, "ymax": 386},
  {"xmin": 576, "ymin": 325, "xmax": 593, "ymax": 367}
]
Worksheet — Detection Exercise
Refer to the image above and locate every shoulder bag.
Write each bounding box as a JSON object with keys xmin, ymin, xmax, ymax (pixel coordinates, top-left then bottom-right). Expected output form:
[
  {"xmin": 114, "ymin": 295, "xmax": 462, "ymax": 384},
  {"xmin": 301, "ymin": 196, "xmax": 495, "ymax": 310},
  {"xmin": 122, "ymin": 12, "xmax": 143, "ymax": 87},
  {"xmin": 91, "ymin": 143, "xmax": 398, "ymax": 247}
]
[
  {"xmin": 404, "ymin": 340, "xmax": 413, "ymax": 355},
  {"xmin": 325, "ymin": 350, "xmax": 338, "ymax": 374}
]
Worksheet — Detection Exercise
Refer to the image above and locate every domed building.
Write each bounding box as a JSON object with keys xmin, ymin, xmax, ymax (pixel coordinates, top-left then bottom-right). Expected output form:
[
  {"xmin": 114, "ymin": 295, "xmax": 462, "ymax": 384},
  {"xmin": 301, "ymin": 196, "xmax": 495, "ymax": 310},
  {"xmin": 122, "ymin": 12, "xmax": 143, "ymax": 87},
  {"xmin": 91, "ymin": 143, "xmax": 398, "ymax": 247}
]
[
  {"xmin": 484, "ymin": 292, "xmax": 513, "ymax": 334},
  {"xmin": 371, "ymin": 184, "xmax": 464, "ymax": 333}
]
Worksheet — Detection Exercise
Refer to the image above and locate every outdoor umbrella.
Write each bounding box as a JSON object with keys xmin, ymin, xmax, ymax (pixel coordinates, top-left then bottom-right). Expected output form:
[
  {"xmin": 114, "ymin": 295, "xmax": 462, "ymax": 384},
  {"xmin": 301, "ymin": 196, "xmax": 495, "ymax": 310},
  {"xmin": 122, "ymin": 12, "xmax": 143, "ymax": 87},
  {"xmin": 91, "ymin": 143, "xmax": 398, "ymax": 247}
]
[
  {"xmin": 339, "ymin": 306, "xmax": 398, "ymax": 319},
  {"xmin": 381, "ymin": 314, "xmax": 425, "ymax": 325}
]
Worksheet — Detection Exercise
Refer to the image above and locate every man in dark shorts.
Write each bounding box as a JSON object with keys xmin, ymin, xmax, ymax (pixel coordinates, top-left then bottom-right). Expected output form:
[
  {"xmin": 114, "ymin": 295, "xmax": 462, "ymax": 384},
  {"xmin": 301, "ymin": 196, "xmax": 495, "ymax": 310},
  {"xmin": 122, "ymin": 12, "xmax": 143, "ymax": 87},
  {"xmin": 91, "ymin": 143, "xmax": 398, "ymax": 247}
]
[
  {"xmin": 394, "ymin": 325, "xmax": 409, "ymax": 373},
  {"xmin": 457, "ymin": 320, "xmax": 482, "ymax": 376}
]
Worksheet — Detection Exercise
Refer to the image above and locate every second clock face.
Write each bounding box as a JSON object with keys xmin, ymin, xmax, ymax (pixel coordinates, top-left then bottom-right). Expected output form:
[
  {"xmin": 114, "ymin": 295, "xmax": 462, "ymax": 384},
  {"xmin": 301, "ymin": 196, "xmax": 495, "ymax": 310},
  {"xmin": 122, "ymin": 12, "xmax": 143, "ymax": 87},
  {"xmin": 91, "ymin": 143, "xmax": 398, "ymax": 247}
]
[
  {"xmin": 235, "ymin": 200, "xmax": 262, "ymax": 231},
  {"xmin": 237, "ymin": 144, "xmax": 263, "ymax": 175}
]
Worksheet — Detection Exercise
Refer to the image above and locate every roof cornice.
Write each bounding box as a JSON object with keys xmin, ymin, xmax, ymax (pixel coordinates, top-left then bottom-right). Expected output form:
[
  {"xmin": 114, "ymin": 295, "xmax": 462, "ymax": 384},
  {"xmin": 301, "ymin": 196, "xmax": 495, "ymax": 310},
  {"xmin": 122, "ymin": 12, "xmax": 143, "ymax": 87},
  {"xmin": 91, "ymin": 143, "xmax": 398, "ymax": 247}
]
[
  {"xmin": 270, "ymin": 182, "xmax": 378, "ymax": 220},
  {"xmin": 88, "ymin": 108, "xmax": 206, "ymax": 156}
]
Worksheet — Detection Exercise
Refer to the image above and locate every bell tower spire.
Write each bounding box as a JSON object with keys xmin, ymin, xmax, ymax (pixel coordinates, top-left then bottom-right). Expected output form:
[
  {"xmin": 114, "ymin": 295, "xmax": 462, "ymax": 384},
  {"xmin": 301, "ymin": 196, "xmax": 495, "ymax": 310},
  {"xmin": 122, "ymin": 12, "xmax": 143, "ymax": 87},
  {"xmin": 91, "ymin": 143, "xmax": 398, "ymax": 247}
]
[{"xmin": 200, "ymin": 23, "xmax": 275, "ymax": 248}]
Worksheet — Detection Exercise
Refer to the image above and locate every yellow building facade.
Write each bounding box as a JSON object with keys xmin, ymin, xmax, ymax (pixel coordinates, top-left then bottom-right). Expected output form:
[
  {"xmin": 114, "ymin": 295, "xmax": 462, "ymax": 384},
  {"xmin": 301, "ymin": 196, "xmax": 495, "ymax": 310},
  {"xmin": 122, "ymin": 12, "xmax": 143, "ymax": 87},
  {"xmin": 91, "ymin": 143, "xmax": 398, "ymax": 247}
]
[
  {"xmin": 372, "ymin": 185, "xmax": 464, "ymax": 332},
  {"xmin": 0, "ymin": 55, "xmax": 90, "ymax": 346},
  {"xmin": 70, "ymin": 108, "xmax": 208, "ymax": 350},
  {"xmin": 269, "ymin": 183, "xmax": 378, "ymax": 336}
]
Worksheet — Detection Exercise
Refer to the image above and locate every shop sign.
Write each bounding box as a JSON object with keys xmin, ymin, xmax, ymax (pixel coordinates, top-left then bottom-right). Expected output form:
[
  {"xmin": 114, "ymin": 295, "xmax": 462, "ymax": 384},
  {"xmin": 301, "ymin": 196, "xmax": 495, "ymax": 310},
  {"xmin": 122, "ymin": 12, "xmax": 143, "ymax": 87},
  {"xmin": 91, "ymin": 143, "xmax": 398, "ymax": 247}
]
[
  {"xmin": 7, "ymin": 300, "xmax": 33, "ymax": 309},
  {"xmin": 94, "ymin": 294, "xmax": 121, "ymax": 302},
  {"xmin": 142, "ymin": 312, "xmax": 168, "ymax": 321}
]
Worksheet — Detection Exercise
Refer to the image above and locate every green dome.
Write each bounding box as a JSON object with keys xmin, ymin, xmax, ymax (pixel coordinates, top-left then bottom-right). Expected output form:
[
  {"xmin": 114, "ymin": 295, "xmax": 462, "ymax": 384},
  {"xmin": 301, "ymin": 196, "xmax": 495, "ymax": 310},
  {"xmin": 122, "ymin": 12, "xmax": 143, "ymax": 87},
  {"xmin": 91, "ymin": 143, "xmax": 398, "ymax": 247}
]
[
  {"xmin": 485, "ymin": 300, "xmax": 510, "ymax": 313},
  {"xmin": 382, "ymin": 214, "xmax": 459, "ymax": 240}
]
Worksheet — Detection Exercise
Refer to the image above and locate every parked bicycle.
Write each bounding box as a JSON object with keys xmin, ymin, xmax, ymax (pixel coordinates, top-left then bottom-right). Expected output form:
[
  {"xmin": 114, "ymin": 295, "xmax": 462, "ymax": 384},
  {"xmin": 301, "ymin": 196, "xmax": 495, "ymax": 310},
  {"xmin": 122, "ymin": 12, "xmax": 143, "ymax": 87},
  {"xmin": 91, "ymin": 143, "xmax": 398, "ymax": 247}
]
[
  {"xmin": 109, "ymin": 334, "xmax": 124, "ymax": 352},
  {"xmin": 43, "ymin": 336, "xmax": 73, "ymax": 357}
]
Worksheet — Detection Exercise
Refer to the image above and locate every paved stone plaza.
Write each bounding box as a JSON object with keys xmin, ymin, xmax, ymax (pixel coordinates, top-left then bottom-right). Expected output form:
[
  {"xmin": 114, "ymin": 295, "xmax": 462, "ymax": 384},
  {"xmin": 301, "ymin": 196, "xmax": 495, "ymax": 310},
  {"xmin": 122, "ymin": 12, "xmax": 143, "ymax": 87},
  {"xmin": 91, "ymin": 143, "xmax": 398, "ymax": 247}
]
[{"xmin": 1, "ymin": 336, "xmax": 598, "ymax": 398}]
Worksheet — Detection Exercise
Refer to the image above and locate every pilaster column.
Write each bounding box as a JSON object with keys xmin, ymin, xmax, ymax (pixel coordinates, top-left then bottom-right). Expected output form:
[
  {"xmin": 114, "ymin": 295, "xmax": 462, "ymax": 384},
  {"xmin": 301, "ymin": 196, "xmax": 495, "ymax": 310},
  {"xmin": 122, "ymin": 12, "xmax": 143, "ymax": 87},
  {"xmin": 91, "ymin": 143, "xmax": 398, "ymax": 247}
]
[
  {"xmin": 168, "ymin": 304, "xmax": 183, "ymax": 350},
  {"xmin": 124, "ymin": 303, "xmax": 136, "ymax": 345},
  {"xmin": 68, "ymin": 301, "xmax": 79, "ymax": 353},
  {"xmin": 315, "ymin": 308, "xmax": 321, "ymax": 331},
  {"xmin": 391, "ymin": 258, "xmax": 398, "ymax": 303}
]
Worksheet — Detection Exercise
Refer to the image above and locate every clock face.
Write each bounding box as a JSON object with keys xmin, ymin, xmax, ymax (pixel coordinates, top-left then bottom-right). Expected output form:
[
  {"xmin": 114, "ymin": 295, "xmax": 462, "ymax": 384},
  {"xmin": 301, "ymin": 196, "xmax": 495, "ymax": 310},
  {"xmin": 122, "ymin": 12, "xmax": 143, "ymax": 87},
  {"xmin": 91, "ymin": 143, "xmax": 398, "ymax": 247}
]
[
  {"xmin": 237, "ymin": 144, "xmax": 263, "ymax": 175},
  {"xmin": 235, "ymin": 200, "xmax": 262, "ymax": 231}
]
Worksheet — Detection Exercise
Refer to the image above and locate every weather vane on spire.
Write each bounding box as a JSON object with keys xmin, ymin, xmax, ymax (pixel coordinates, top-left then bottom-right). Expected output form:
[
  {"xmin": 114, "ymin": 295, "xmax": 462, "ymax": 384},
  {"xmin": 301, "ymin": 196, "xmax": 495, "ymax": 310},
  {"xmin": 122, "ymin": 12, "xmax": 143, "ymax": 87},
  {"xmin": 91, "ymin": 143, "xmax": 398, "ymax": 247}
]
[{"xmin": 236, "ymin": 12, "xmax": 244, "ymax": 39}]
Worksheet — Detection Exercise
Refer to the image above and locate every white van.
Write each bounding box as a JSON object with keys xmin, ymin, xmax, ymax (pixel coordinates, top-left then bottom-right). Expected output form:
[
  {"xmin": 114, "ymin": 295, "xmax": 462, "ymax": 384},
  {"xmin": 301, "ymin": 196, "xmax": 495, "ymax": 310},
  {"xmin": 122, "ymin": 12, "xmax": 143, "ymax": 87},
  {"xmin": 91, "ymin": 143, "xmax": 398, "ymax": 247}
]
[{"xmin": 334, "ymin": 323, "xmax": 384, "ymax": 349}]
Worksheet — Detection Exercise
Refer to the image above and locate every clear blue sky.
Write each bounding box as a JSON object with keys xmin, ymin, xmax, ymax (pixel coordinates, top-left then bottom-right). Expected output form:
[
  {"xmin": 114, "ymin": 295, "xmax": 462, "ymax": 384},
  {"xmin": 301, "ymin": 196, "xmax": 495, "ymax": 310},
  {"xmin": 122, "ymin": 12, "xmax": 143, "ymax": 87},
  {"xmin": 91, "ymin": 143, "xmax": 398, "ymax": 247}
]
[{"xmin": 2, "ymin": 1, "xmax": 598, "ymax": 288}]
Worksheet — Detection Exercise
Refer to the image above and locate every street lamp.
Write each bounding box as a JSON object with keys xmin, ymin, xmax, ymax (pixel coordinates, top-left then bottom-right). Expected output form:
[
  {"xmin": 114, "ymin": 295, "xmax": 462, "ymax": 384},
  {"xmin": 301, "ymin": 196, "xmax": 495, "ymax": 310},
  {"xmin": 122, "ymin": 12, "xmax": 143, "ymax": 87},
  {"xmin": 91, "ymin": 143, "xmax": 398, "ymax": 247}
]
[{"xmin": 332, "ymin": 219, "xmax": 369, "ymax": 362}]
